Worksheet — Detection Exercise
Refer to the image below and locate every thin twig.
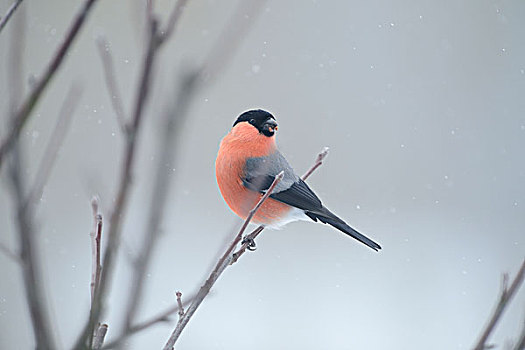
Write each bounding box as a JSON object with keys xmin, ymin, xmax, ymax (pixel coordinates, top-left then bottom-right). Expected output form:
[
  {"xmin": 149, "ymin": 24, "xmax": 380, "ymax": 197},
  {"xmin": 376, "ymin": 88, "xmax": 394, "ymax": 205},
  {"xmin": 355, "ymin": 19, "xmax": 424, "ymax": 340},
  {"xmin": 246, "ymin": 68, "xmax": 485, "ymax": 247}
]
[
  {"xmin": 94, "ymin": 215, "xmax": 102, "ymax": 296},
  {"xmin": 26, "ymin": 83, "xmax": 83, "ymax": 206},
  {"xmin": 0, "ymin": 0, "xmax": 24, "ymax": 33},
  {"xmin": 0, "ymin": 0, "xmax": 99, "ymax": 171},
  {"xmin": 231, "ymin": 147, "xmax": 330, "ymax": 262},
  {"xmin": 72, "ymin": 17, "xmax": 162, "ymax": 350},
  {"xmin": 176, "ymin": 292, "xmax": 184, "ymax": 319},
  {"xmin": 473, "ymin": 259, "xmax": 525, "ymax": 350},
  {"xmin": 92, "ymin": 323, "xmax": 108, "ymax": 350},
  {"xmin": 96, "ymin": 37, "xmax": 127, "ymax": 132},
  {"xmin": 162, "ymin": 172, "xmax": 284, "ymax": 350},
  {"xmin": 301, "ymin": 147, "xmax": 329, "ymax": 181},
  {"xmin": 90, "ymin": 197, "xmax": 103, "ymax": 306}
]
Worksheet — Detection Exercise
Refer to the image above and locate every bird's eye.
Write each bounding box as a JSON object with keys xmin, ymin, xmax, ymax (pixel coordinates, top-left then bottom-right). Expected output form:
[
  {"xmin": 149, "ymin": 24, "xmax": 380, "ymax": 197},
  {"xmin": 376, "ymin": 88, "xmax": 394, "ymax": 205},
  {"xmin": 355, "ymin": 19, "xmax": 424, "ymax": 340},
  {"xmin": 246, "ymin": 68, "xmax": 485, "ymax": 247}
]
[{"xmin": 249, "ymin": 119, "xmax": 256, "ymax": 125}]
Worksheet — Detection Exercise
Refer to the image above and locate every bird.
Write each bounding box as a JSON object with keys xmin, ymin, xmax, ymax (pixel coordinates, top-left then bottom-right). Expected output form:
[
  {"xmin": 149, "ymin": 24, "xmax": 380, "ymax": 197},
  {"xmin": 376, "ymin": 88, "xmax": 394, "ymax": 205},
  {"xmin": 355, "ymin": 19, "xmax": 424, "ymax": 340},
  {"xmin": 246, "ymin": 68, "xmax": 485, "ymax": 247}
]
[{"xmin": 215, "ymin": 109, "xmax": 381, "ymax": 251}]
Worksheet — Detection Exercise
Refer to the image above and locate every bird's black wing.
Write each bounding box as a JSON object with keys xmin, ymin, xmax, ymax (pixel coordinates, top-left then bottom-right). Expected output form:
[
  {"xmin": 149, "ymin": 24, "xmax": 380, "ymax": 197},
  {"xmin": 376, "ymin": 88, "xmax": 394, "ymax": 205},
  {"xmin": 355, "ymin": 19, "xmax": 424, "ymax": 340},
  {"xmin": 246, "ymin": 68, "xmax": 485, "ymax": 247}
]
[
  {"xmin": 243, "ymin": 173, "xmax": 322, "ymax": 212},
  {"xmin": 270, "ymin": 179, "xmax": 322, "ymax": 211}
]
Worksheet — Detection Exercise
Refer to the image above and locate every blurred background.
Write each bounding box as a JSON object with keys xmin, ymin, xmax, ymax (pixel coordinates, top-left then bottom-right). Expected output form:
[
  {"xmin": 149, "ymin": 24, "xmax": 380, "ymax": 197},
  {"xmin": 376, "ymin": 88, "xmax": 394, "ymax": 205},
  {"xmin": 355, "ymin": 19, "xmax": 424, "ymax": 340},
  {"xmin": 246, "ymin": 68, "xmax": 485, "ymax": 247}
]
[{"xmin": 0, "ymin": 0, "xmax": 524, "ymax": 349}]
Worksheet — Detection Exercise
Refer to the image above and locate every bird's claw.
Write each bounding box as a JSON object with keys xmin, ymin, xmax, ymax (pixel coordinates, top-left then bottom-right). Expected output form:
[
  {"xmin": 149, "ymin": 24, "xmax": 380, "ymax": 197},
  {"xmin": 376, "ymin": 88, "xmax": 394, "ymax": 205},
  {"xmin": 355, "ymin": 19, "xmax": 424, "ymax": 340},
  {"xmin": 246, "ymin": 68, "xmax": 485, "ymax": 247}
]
[{"xmin": 241, "ymin": 236, "xmax": 257, "ymax": 251}]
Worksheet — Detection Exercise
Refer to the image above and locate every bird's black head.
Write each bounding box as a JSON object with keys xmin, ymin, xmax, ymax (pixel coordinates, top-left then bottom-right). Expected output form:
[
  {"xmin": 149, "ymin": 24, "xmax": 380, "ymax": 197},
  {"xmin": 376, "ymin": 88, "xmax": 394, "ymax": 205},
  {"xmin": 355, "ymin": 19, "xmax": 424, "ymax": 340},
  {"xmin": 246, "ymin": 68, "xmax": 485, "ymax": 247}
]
[{"xmin": 233, "ymin": 109, "xmax": 278, "ymax": 137}]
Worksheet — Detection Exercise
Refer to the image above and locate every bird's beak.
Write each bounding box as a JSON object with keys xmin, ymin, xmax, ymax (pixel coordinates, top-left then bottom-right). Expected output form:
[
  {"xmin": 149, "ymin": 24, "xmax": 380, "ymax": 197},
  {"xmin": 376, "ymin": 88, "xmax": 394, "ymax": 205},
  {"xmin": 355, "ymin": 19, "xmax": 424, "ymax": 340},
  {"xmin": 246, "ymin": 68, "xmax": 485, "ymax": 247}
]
[{"xmin": 263, "ymin": 119, "xmax": 278, "ymax": 133}]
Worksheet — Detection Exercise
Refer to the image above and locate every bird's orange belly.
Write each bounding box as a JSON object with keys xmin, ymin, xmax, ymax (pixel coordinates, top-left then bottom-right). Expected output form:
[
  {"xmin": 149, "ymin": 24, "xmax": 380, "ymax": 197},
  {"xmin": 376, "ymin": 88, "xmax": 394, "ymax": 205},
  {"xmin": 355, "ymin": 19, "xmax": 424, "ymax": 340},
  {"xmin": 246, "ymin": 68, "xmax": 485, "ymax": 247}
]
[{"xmin": 216, "ymin": 156, "xmax": 291, "ymax": 226}]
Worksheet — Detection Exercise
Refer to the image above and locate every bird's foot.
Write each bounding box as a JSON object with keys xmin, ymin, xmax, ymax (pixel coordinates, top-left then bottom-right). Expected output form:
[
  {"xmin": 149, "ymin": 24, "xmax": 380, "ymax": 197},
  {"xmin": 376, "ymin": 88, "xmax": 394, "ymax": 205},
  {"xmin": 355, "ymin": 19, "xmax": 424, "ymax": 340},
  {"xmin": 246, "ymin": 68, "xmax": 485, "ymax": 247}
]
[{"xmin": 241, "ymin": 236, "xmax": 257, "ymax": 251}]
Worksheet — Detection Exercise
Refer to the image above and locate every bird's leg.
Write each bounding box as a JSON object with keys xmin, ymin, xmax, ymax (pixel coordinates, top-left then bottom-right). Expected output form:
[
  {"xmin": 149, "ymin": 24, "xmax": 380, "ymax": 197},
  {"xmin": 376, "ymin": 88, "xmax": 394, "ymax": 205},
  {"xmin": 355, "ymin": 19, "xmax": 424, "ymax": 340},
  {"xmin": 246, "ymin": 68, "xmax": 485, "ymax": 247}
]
[
  {"xmin": 241, "ymin": 225, "xmax": 264, "ymax": 251},
  {"xmin": 241, "ymin": 236, "xmax": 257, "ymax": 251},
  {"xmin": 231, "ymin": 225, "xmax": 265, "ymax": 264}
]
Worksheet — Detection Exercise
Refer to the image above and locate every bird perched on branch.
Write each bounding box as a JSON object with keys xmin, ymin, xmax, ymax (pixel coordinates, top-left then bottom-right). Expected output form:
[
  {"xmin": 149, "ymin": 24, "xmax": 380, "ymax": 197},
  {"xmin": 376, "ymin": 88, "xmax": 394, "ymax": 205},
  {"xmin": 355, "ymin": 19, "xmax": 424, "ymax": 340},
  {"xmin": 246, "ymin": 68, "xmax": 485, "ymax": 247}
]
[{"xmin": 215, "ymin": 109, "xmax": 381, "ymax": 251}]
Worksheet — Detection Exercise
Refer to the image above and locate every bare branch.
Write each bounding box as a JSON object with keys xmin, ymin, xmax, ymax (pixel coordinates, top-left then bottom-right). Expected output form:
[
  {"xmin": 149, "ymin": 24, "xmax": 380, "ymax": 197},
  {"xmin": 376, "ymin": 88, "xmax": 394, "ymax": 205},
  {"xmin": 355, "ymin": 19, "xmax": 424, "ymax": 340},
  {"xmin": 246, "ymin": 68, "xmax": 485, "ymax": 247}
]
[
  {"xmin": 0, "ymin": 0, "xmax": 24, "ymax": 33},
  {"xmin": 473, "ymin": 259, "xmax": 525, "ymax": 350},
  {"xmin": 92, "ymin": 323, "xmax": 108, "ymax": 350},
  {"xmin": 27, "ymin": 83, "xmax": 83, "ymax": 206},
  {"xmin": 176, "ymin": 292, "xmax": 184, "ymax": 319},
  {"xmin": 96, "ymin": 37, "xmax": 127, "ymax": 132},
  {"xmin": 90, "ymin": 197, "xmax": 103, "ymax": 306},
  {"xmin": 0, "ymin": 0, "xmax": 99, "ymax": 170},
  {"xmin": 163, "ymin": 172, "xmax": 284, "ymax": 350},
  {"xmin": 301, "ymin": 147, "xmax": 329, "ymax": 181}
]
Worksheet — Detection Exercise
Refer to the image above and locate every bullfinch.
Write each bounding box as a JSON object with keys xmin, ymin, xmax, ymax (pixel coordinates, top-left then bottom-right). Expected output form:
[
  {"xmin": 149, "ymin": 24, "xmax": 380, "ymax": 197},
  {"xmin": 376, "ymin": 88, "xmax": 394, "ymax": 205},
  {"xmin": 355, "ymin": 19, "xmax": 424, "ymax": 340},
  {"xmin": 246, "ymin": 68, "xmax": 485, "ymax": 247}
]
[{"xmin": 215, "ymin": 109, "xmax": 381, "ymax": 251}]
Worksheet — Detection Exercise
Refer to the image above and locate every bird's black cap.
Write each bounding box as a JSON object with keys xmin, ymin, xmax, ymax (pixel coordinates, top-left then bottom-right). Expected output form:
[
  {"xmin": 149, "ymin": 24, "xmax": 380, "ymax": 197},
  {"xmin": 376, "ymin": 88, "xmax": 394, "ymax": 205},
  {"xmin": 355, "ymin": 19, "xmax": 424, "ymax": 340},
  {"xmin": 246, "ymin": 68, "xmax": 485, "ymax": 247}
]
[{"xmin": 233, "ymin": 109, "xmax": 277, "ymax": 137}]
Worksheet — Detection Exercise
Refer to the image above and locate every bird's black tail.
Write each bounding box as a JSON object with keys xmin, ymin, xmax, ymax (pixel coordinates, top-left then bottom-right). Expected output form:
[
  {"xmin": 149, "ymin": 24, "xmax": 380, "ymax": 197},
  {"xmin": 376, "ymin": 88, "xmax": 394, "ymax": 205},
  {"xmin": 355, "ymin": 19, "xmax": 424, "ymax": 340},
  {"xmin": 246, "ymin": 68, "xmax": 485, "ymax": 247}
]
[{"xmin": 305, "ymin": 207, "xmax": 381, "ymax": 251}]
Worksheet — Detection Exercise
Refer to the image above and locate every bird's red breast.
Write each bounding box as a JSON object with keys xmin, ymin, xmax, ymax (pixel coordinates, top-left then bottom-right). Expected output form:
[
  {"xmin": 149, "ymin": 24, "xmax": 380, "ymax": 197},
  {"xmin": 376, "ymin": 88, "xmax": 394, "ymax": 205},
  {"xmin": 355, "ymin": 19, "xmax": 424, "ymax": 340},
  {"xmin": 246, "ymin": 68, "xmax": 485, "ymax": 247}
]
[{"xmin": 215, "ymin": 122, "xmax": 292, "ymax": 225}]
